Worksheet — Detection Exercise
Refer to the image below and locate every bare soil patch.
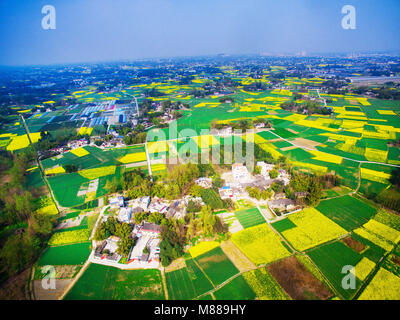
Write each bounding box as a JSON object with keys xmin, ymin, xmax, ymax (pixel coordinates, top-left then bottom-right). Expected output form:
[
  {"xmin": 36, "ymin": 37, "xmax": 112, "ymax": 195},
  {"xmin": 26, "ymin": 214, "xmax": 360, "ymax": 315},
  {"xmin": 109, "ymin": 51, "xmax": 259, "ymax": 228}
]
[
  {"xmin": 165, "ymin": 257, "xmax": 186, "ymax": 273},
  {"xmin": 286, "ymin": 128, "xmax": 299, "ymax": 134},
  {"xmin": 267, "ymin": 256, "xmax": 333, "ymax": 300},
  {"xmin": 33, "ymin": 279, "xmax": 71, "ymax": 300},
  {"xmin": 392, "ymin": 255, "xmax": 400, "ymax": 267},
  {"xmin": 292, "ymin": 138, "xmax": 321, "ymax": 150},
  {"xmin": 342, "ymin": 236, "xmax": 365, "ymax": 253}
]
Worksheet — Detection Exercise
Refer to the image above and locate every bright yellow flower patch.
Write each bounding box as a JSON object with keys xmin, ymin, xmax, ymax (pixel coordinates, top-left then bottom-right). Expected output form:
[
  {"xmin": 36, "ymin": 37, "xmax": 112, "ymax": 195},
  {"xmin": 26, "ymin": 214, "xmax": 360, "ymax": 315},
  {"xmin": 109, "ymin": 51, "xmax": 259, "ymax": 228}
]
[
  {"xmin": 70, "ymin": 147, "xmax": 89, "ymax": 157},
  {"xmin": 118, "ymin": 152, "xmax": 147, "ymax": 163},
  {"xmin": 78, "ymin": 166, "xmax": 116, "ymax": 180},
  {"xmin": 148, "ymin": 141, "xmax": 169, "ymax": 154},
  {"xmin": 355, "ymin": 257, "xmax": 376, "ymax": 281},
  {"xmin": 231, "ymin": 224, "xmax": 291, "ymax": 265},
  {"xmin": 360, "ymin": 168, "xmax": 391, "ymax": 183},
  {"xmin": 192, "ymin": 135, "xmax": 220, "ymax": 148},
  {"xmin": 309, "ymin": 150, "xmax": 343, "ymax": 164},
  {"xmin": 45, "ymin": 166, "xmax": 66, "ymax": 175},
  {"xmin": 282, "ymin": 208, "xmax": 347, "ymax": 251},
  {"xmin": 189, "ymin": 241, "xmax": 220, "ymax": 258},
  {"xmin": 359, "ymin": 268, "xmax": 400, "ymax": 300}
]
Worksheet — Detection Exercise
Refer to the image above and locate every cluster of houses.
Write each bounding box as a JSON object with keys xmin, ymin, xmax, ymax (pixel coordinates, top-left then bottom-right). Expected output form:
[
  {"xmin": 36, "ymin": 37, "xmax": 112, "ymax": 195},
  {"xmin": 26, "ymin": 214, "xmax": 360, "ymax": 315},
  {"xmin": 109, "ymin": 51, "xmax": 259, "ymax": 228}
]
[
  {"xmin": 218, "ymin": 162, "xmax": 300, "ymax": 213},
  {"xmin": 93, "ymin": 192, "xmax": 204, "ymax": 267}
]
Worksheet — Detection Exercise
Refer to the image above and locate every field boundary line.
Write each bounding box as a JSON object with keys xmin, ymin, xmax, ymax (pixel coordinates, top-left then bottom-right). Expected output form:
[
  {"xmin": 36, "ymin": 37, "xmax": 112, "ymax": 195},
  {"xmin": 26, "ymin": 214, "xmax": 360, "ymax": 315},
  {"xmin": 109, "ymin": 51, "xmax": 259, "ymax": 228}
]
[{"xmin": 58, "ymin": 260, "xmax": 91, "ymax": 300}]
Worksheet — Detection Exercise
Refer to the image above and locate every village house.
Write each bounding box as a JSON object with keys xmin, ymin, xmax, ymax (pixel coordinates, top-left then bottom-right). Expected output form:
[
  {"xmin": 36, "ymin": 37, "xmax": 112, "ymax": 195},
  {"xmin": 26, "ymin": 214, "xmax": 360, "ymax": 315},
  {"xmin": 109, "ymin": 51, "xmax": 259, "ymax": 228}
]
[
  {"xmin": 166, "ymin": 200, "xmax": 186, "ymax": 219},
  {"xmin": 256, "ymin": 161, "xmax": 275, "ymax": 179},
  {"xmin": 268, "ymin": 199, "xmax": 296, "ymax": 212},
  {"xmin": 94, "ymin": 236, "xmax": 122, "ymax": 263},
  {"xmin": 195, "ymin": 177, "xmax": 213, "ymax": 189},
  {"xmin": 118, "ymin": 206, "xmax": 133, "ymax": 223},
  {"xmin": 232, "ymin": 163, "xmax": 253, "ymax": 183},
  {"xmin": 130, "ymin": 196, "xmax": 151, "ymax": 212},
  {"xmin": 109, "ymin": 195, "xmax": 124, "ymax": 208},
  {"xmin": 141, "ymin": 222, "xmax": 161, "ymax": 237},
  {"xmin": 148, "ymin": 197, "xmax": 169, "ymax": 214}
]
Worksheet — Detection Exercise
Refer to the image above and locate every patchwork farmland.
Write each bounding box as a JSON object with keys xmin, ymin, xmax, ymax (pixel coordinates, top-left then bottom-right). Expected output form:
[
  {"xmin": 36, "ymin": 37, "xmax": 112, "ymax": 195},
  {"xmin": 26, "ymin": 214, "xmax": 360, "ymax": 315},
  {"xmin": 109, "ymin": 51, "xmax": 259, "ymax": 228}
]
[{"xmin": 1, "ymin": 54, "xmax": 400, "ymax": 302}]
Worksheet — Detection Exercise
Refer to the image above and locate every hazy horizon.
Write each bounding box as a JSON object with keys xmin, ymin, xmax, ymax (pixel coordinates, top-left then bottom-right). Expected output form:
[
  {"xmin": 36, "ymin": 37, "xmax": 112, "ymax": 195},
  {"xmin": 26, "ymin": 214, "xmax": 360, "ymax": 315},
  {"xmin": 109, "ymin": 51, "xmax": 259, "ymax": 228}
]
[{"xmin": 1, "ymin": 0, "xmax": 400, "ymax": 66}]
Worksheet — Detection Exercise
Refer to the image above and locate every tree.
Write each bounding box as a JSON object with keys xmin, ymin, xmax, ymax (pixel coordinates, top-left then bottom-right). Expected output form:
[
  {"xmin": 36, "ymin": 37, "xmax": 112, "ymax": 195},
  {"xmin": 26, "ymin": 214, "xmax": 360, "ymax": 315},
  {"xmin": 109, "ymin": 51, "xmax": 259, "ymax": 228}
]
[
  {"xmin": 117, "ymin": 237, "xmax": 135, "ymax": 256},
  {"xmin": 198, "ymin": 206, "xmax": 216, "ymax": 236},
  {"xmin": 269, "ymin": 168, "xmax": 279, "ymax": 179},
  {"xmin": 14, "ymin": 192, "xmax": 35, "ymax": 221},
  {"xmin": 390, "ymin": 168, "xmax": 400, "ymax": 188}
]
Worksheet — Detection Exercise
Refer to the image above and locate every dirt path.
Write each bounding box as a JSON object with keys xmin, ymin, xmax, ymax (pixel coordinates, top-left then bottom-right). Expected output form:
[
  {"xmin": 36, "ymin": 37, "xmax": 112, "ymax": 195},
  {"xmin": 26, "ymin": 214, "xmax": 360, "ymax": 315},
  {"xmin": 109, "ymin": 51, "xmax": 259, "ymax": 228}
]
[{"xmin": 160, "ymin": 267, "xmax": 169, "ymax": 300}]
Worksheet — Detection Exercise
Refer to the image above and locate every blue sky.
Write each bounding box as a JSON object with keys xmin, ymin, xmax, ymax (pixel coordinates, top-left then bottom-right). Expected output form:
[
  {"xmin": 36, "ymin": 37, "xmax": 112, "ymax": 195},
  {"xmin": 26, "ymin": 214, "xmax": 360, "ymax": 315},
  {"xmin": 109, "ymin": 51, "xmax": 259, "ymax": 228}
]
[{"xmin": 0, "ymin": 0, "xmax": 399, "ymax": 65}]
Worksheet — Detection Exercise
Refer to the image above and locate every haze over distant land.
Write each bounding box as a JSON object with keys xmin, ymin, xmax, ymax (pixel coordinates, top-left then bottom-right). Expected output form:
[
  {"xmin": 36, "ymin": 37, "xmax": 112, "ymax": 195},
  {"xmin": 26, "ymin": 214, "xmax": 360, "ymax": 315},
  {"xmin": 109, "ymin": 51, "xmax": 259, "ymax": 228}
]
[{"xmin": 0, "ymin": 0, "xmax": 399, "ymax": 66}]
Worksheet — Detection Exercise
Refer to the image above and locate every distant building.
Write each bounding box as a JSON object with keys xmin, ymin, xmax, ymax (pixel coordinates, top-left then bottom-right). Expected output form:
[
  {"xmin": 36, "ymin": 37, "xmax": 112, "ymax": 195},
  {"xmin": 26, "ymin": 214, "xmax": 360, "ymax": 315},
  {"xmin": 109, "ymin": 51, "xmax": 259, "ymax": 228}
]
[
  {"xmin": 232, "ymin": 163, "xmax": 252, "ymax": 183},
  {"xmin": 256, "ymin": 161, "xmax": 274, "ymax": 179},
  {"xmin": 141, "ymin": 222, "xmax": 161, "ymax": 236},
  {"xmin": 109, "ymin": 195, "xmax": 124, "ymax": 208},
  {"xmin": 118, "ymin": 207, "xmax": 132, "ymax": 223},
  {"xmin": 195, "ymin": 177, "xmax": 213, "ymax": 189}
]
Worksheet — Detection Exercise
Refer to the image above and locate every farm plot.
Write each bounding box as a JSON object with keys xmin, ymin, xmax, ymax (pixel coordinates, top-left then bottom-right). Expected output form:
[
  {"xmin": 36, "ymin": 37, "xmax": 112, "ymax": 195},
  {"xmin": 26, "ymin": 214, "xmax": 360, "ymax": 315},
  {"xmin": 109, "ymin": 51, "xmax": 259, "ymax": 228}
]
[
  {"xmin": 48, "ymin": 228, "xmax": 90, "ymax": 246},
  {"xmin": 213, "ymin": 275, "xmax": 256, "ymax": 300},
  {"xmin": 307, "ymin": 241, "xmax": 362, "ymax": 299},
  {"xmin": 37, "ymin": 242, "xmax": 91, "ymax": 266},
  {"xmin": 267, "ymin": 256, "xmax": 333, "ymax": 300},
  {"xmin": 194, "ymin": 247, "xmax": 240, "ymax": 286},
  {"xmin": 189, "ymin": 241, "xmax": 219, "ymax": 258},
  {"xmin": 373, "ymin": 209, "xmax": 400, "ymax": 232},
  {"xmin": 220, "ymin": 212, "xmax": 243, "ymax": 234},
  {"xmin": 358, "ymin": 267, "xmax": 400, "ymax": 300},
  {"xmin": 281, "ymin": 208, "xmax": 348, "ymax": 251},
  {"xmin": 220, "ymin": 240, "xmax": 256, "ymax": 272},
  {"xmin": 65, "ymin": 264, "xmax": 164, "ymax": 300},
  {"xmin": 165, "ymin": 258, "xmax": 214, "ymax": 300},
  {"xmin": 78, "ymin": 165, "xmax": 116, "ymax": 180},
  {"xmin": 242, "ymin": 268, "xmax": 289, "ymax": 300},
  {"xmin": 47, "ymin": 173, "xmax": 89, "ymax": 207},
  {"xmin": 234, "ymin": 207, "xmax": 265, "ymax": 229},
  {"xmin": 316, "ymin": 195, "xmax": 377, "ymax": 231},
  {"xmin": 353, "ymin": 219, "xmax": 400, "ymax": 252},
  {"xmin": 231, "ymin": 224, "xmax": 291, "ymax": 265}
]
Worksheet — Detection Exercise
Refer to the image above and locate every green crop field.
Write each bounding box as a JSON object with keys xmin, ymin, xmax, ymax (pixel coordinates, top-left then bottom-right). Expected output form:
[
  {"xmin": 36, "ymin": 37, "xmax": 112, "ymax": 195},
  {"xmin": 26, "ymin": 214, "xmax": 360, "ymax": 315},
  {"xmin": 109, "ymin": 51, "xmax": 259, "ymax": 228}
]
[
  {"xmin": 37, "ymin": 242, "xmax": 91, "ymax": 266},
  {"xmin": 234, "ymin": 207, "xmax": 265, "ymax": 229},
  {"xmin": 271, "ymin": 219, "xmax": 296, "ymax": 233},
  {"xmin": 316, "ymin": 195, "xmax": 377, "ymax": 231},
  {"xmin": 65, "ymin": 264, "xmax": 165, "ymax": 300},
  {"xmin": 213, "ymin": 275, "xmax": 256, "ymax": 300},
  {"xmin": 194, "ymin": 247, "xmax": 240, "ymax": 286},
  {"xmin": 165, "ymin": 259, "xmax": 214, "ymax": 300},
  {"xmin": 307, "ymin": 241, "xmax": 363, "ymax": 299}
]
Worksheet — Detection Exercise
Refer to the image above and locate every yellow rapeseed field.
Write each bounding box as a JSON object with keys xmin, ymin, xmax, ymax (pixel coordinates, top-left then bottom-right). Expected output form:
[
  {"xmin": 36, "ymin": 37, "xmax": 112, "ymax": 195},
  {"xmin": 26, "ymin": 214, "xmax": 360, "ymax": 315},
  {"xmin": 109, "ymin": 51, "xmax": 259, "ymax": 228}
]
[
  {"xmin": 6, "ymin": 132, "xmax": 41, "ymax": 151},
  {"xmin": 118, "ymin": 152, "xmax": 147, "ymax": 163},
  {"xmin": 78, "ymin": 166, "xmax": 116, "ymax": 180},
  {"xmin": 189, "ymin": 241, "xmax": 220, "ymax": 258},
  {"xmin": 358, "ymin": 268, "xmax": 400, "ymax": 300},
  {"xmin": 45, "ymin": 166, "xmax": 66, "ymax": 175},
  {"xmin": 231, "ymin": 224, "xmax": 291, "ymax": 265},
  {"xmin": 360, "ymin": 168, "xmax": 391, "ymax": 183},
  {"xmin": 70, "ymin": 147, "xmax": 89, "ymax": 157},
  {"xmin": 355, "ymin": 257, "xmax": 376, "ymax": 281},
  {"xmin": 282, "ymin": 208, "xmax": 347, "ymax": 251},
  {"xmin": 309, "ymin": 150, "xmax": 343, "ymax": 164}
]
